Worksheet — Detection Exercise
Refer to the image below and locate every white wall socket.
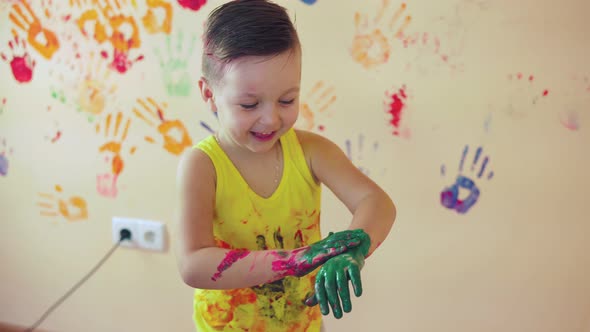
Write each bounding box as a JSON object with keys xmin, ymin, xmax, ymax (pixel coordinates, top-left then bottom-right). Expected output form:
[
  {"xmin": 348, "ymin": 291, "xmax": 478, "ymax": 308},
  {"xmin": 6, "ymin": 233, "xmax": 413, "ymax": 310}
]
[{"xmin": 112, "ymin": 216, "xmax": 166, "ymax": 252}]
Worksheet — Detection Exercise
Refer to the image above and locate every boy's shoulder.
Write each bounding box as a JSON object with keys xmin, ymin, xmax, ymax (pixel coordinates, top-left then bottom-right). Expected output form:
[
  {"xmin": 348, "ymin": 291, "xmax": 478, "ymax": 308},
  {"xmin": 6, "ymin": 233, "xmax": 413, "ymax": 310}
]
[
  {"xmin": 292, "ymin": 129, "xmax": 339, "ymax": 155},
  {"xmin": 177, "ymin": 144, "xmax": 216, "ymax": 183}
]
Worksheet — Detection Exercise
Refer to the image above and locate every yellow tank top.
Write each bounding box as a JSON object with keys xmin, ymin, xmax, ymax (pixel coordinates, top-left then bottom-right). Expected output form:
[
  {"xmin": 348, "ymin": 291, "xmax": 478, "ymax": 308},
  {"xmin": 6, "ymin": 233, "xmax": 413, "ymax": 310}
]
[{"xmin": 192, "ymin": 128, "xmax": 323, "ymax": 332}]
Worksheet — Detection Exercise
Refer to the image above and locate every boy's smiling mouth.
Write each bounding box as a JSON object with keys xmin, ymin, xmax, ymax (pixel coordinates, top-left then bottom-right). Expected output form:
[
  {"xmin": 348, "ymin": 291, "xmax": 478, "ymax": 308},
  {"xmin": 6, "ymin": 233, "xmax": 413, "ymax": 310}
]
[{"xmin": 251, "ymin": 131, "xmax": 276, "ymax": 141}]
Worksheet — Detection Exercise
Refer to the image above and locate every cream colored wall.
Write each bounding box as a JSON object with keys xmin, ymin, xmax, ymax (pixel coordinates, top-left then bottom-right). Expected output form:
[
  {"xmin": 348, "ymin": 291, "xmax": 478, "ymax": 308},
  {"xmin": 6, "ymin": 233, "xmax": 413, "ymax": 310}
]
[{"xmin": 1, "ymin": 0, "xmax": 589, "ymax": 331}]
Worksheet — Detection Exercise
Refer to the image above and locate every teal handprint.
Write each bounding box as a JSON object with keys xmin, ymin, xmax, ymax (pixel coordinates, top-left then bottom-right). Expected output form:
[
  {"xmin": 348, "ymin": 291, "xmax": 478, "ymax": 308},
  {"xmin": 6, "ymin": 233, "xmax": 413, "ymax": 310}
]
[{"xmin": 155, "ymin": 30, "xmax": 197, "ymax": 97}]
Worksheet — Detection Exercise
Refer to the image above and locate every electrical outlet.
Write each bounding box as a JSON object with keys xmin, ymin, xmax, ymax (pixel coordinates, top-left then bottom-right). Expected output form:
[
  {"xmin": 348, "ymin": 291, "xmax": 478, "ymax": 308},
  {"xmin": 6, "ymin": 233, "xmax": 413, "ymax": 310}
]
[
  {"xmin": 137, "ymin": 219, "xmax": 166, "ymax": 252},
  {"xmin": 112, "ymin": 216, "xmax": 139, "ymax": 248},
  {"xmin": 112, "ymin": 217, "xmax": 166, "ymax": 252}
]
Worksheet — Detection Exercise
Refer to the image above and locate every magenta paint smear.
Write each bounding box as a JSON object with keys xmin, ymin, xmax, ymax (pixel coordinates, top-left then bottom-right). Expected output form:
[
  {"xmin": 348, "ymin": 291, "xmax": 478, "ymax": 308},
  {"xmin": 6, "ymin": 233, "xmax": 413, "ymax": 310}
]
[
  {"xmin": 270, "ymin": 248, "xmax": 306, "ymax": 277},
  {"xmin": 271, "ymin": 246, "xmax": 341, "ymax": 277},
  {"xmin": 211, "ymin": 249, "xmax": 251, "ymax": 281},
  {"xmin": 1, "ymin": 35, "xmax": 35, "ymax": 83},
  {"xmin": 177, "ymin": 0, "xmax": 207, "ymax": 11},
  {"xmin": 102, "ymin": 50, "xmax": 144, "ymax": 74},
  {"xmin": 385, "ymin": 86, "xmax": 408, "ymax": 136}
]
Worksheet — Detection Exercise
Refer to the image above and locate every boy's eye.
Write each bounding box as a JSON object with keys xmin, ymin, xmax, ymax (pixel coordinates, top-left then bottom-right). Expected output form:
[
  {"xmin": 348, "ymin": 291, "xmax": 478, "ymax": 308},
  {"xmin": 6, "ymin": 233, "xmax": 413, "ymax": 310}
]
[
  {"xmin": 279, "ymin": 99, "xmax": 295, "ymax": 105},
  {"xmin": 240, "ymin": 103, "xmax": 258, "ymax": 109}
]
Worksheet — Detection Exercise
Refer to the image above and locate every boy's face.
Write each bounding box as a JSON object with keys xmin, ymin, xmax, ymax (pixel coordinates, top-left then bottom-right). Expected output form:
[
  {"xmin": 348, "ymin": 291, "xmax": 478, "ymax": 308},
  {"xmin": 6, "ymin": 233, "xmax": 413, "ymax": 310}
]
[{"xmin": 202, "ymin": 48, "xmax": 301, "ymax": 153}]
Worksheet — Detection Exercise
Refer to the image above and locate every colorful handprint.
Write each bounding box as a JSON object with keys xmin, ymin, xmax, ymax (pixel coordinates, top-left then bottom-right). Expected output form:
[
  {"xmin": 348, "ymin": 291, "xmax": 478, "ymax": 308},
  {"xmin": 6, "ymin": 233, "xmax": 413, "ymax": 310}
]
[
  {"xmin": 37, "ymin": 185, "xmax": 88, "ymax": 222},
  {"xmin": 350, "ymin": 0, "xmax": 411, "ymax": 70},
  {"xmin": 96, "ymin": 111, "xmax": 137, "ymax": 198},
  {"xmin": 48, "ymin": 50, "xmax": 117, "ymax": 122},
  {"xmin": 155, "ymin": 30, "xmax": 197, "ymax": 97},
  {"xmin": 141, "ymin": 0, "xmax": 173, "ymax": 34},
  {"xmin": 440, "ymin": 145, "xmax": 494, "ymax": 214},
  {"xmin": 345, "ymin": 134, "xmax": 384, "ymax": 178},
  {"xmin": 1, "ymin": 34, "xmax": 35, "ymax": 83},
  {"xmin": 132, "ymin": 97, "xmax": 193, "ymax": 156},
  {"xmin": 384, "ymin": 85, "xmax": 412, "ymax": 138},
  {"xmin": 74, "ymin": 0, "xmax": 144, "ymax": 73},
  {"xmin": 298, "ymin": 80, "xmax": 336, "ymax": 132},
  {"xmin": 9, "ymin": 0, "xmax": 60, "ymax": 59}
]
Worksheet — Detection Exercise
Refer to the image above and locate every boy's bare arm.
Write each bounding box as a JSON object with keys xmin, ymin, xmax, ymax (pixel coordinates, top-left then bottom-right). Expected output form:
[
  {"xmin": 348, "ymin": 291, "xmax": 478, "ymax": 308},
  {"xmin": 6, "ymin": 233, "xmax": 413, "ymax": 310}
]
[
  {"xmin": 178, "ymin": 231, "xmax": 364, "ymax": 289},
  {"xmin": 297, "ymin": 130, "xmax": 397, "ymax": 257},
  {"xmin": 174, "ymin": 148, "xmax": 365, "ymax": 290}
]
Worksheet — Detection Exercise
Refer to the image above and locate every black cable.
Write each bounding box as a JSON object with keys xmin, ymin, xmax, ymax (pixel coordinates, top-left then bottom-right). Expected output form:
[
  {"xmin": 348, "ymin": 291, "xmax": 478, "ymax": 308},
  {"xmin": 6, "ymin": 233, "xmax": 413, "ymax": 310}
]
[{"xmin": 25, "ymin": 229, "xmax": 132, "ymax": 332}]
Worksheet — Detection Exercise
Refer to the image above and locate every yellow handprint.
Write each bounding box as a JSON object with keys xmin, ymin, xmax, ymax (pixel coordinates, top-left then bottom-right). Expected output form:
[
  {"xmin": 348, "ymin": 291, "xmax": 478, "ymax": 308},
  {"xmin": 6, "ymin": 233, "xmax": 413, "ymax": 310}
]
[
  {"xmin": 142, "ymin": 0, "xmax": 173, "ymax": 34},
  {"xmin": 298, "ymin": 81, "xmax": 336, "ymax": 131},
  {"xmin": 133, "ymin": 97, "xmax": 193, "ymax": 156},
  {"xmin": 77, "ymin": 51, "xmax": 118, "ymax": 120},
  {"xmin": 37, "ymin": 185, "xmax": 88, "ymax": 222},
  {"xmin": 95, "ymin": 111, "xmax": 136, "ymax": 198},
  {"xmin": 9, "ymin": 0, "xmax": 60, "ymax": 59},
  {"xmin": 351, "ymin": 0, "xmax": 411, "ymax": 69}
]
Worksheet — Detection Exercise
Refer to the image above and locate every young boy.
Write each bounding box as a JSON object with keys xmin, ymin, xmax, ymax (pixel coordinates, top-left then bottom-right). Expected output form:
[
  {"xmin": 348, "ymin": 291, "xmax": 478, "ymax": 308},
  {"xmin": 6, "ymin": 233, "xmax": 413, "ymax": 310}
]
[{"xmin": 174, "ymin": 1, "xmax": 397, "ymax": 331}]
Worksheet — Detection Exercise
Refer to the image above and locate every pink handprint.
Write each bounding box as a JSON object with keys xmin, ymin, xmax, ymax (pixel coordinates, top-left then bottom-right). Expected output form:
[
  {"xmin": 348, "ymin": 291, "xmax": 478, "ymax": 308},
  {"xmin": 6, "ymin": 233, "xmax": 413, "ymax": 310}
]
[{"xmin": 0, "ymin": 35, "xmax": 35, "ymax": 83}]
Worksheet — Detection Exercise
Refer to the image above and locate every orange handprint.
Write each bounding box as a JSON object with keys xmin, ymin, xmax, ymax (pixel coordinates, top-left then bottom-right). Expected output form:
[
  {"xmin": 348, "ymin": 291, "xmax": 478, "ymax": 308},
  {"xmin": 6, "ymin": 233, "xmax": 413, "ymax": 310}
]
[
  {"xmin": 350, "ymin": 0, "xmax": 411, "ymax": 70},
  {"xmin": 73, "ymin": 0, "xmax": 143, "ymax": 73},
  {"xmin": 76, "ymin": 6, "xmax": 110, "ymax": 44},
  {"xmin": 133, "ymin": 97, "xmax": 193, "ymax": 156},
  {"xmin": 9, "ymin": 0, "xmax": 60, "ymax": 59},
  {"xmin": 298, "ymin": 81, "xmax": 336, "ymax": 132},
  {"xmin": 96, "ymin": 111, "xmax": 137, "ymax": 198},
  {"xmin": 37, "ymin": 185, "xmax": 88, "ymax": 222},
  {"xmin": 141, "ymin": 0, "xmax": 173, "ymax": 34}
]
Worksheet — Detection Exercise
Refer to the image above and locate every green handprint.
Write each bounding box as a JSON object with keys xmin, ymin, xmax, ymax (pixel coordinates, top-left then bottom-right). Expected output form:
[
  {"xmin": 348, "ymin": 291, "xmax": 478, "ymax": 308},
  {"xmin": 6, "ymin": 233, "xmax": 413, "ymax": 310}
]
[
  {"xmin": 154, "ymin": 30, "xmax": 197, "ymax": 97},
  {"xmin": 305, "ymin": 229, "xmax": 371, "ymax": 319}
]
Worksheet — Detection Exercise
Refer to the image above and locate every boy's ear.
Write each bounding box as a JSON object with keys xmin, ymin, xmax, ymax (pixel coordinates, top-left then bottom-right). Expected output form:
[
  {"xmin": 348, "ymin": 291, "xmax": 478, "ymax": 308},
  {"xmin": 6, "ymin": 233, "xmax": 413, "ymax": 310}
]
[{"xmin": 198, "ymin": 77, "xmax": 217, "ymax": 113}]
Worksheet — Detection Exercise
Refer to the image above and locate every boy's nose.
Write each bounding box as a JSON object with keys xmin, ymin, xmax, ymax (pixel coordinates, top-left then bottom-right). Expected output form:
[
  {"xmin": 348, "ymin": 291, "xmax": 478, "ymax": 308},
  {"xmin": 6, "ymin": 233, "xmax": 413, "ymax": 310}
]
[{"xmin": 260, "ymin": 106, "xmax": 281, "ymax": 126}]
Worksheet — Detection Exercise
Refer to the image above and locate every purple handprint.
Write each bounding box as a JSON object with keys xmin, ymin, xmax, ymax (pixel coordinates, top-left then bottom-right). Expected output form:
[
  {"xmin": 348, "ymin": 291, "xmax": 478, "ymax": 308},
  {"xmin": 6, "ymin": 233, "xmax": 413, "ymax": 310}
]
[{"xmin": 440, "ymin": 145, "xmax": 494, "ymax": 214}]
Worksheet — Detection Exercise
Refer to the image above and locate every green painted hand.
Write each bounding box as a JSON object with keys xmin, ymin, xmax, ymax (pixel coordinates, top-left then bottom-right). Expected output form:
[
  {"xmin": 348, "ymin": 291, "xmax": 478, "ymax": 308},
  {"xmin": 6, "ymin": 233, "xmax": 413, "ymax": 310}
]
[
  {"xmin": 304, "ymin": 230, "xmax": 371, "ymax": 319},
  {"xmin": 272, "ymin": 229, "xmax": 366, "ymax": 278}
]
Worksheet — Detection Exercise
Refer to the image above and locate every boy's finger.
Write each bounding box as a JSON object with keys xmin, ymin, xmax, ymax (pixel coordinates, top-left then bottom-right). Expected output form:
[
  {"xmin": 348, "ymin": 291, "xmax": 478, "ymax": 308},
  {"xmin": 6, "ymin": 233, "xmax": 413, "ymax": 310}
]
[
  {"xmin": 349, "ymin": 265, "xmax": 363, "ymax": 297},
  {"xmin": 325, "ymin": 273, "xmax": 342, "ymax": 319},
  {"xmin": 304, "ymin": 292, "xmax": 318, "ymax": 307},
  {"xmin": 337, "ymin": 269, "xmax": 352, "ymax": 313},
  {"xmin": 315, "ymin": 273, "xmax": 330, "ymax": 315}
]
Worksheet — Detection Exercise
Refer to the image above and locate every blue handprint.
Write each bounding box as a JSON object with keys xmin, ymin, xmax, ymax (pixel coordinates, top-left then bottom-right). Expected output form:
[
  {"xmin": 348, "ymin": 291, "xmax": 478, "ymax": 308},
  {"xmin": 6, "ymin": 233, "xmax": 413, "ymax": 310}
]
[
  {"xmin": 300, "ymin": 0, "xmax": 317, "ymax": 4},
  {"xmin": 440, "ymin": 145, "xmax": 494, "ymax": 214},
  {"xmin": 345, "ymin": 134, "xmax": 384, "ymax": 177},
  {"xmin": 0, "ymin": 138, "xmax": 13, "ymax": 177}
]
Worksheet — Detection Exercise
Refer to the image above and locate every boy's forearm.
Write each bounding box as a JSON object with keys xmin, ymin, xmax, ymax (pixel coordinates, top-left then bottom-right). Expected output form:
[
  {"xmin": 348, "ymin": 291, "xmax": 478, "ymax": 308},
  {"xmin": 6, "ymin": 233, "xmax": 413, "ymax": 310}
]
[
  {"xmin": 180, "ymin": 247, "xmax": 300, "ymax": 289},
  {"xmin": 177, "ymin": 229, "xmax": 365, "ymax": 289},
  {"xmin": 348, "ymin": 191, "xmax": 396, "ymax": 257}
]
